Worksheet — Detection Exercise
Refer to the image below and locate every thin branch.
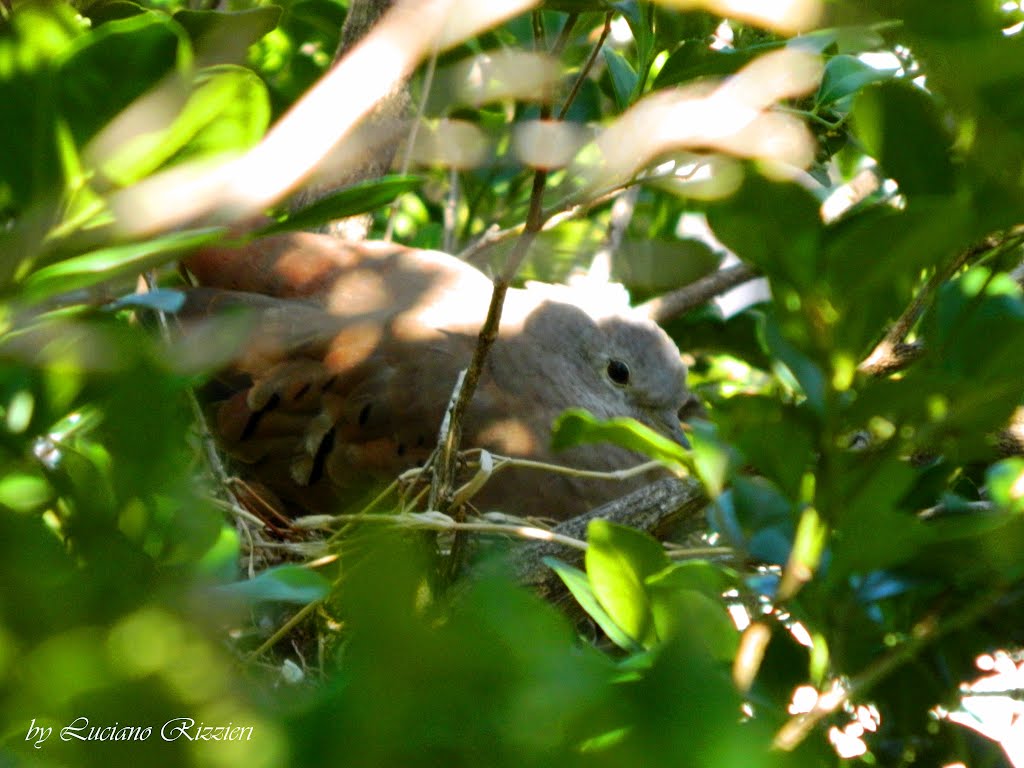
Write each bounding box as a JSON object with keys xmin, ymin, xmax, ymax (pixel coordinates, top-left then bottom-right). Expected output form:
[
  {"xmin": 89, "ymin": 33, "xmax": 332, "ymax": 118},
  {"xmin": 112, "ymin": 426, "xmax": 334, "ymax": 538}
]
[
  {"xmin": 640, "ymin": 263, "xmax": 761, "ymax": 324},
  {"xmin": 248, "ymin": 599, "xmax": 322, "ymax": 661},
  {"xmin": 857, "ymin": 340, "xmax": 924, "ymax": 377},
  {"xmin": 458, "ymin": 180, "xmax": 639, "ymax": 264},
  {"xmin": 443, "ymin": 167, "xmax": 460, "ymax": 253},
  {"xmin": 558, "ymin": 11, "xmax": 613, "ymax": 120},
  {"xmin": 859, "ymin": 252, "xmax": 969, "ymax": 373},
  {"xmin": 383, "ymin": 41, "xmax": 439, "ymax": 241},
  {"xmin": 480, "ymin": 454, "xmax": 668, "ymax": 482},
  {"xmin": 456, "ymin": 12, "xmax": 614, "ymax": 265},
  {"xmin": 427, "ymin": 370, "xmax": 467, "ymax": 510},
  {"xmin": 773, "ymin": 584, "xmax": 1017, "ymax": 751},
  {"xmin": 430, "ymin": 13, "xmax": 563, "ymax": 576},
  {"xmin": 857, "ymin": 232, "xmax": 1023, "ymax": 376},
  {"xmin": 294, "ymin": 504, "xmax": 732, "ymax": 562},
  {"xmin": 588, "ymin": 185, "xmax": 639, "ymax": 280},
  {"xmin": 550, "ymin": 13, "xmax": 579, "ymax": 57},
  {"xmin": 433, "ymin": 168, "xmax": 549, "ymax": 520}
]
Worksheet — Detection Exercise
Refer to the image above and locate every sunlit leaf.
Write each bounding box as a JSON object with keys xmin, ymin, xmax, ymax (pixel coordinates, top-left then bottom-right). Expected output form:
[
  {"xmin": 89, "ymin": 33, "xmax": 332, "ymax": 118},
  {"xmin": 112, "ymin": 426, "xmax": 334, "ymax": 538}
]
[
  {"xmin": 551, "ymin": 408, "xmax": 689, "ymax": 471},
  {"xmin": 646, "ymin": 564, "xmax": 738, "ymax": 660},
  {"xmin": 18, "ymin": 228, "xmax": 224, "ymax": 302},
  {"xmin": 986, "ymin": 458, "xmax": 1024, "ymax": 515},
  {"xmin": 816, "ymin": 54, "xmax": 896, "ymax": 108},
  {"xmin": 258, "ymin": 175, "xmax": 422, "ymax": 235},
  {"xmin": 0, "ymin": 472, "xmax": 53, "ymax": 513},
  {"xmin": 586, "ymin": 519, "xmax": 671, "ymax": 648},
  {"xmin": 57, "ymin": 13, "xmax": 192, "ymax": 148},
  {"xmin": 97, "ymin": 65, "xmax": 270, "ymax": 185},
  {"xmin": 544, "ymin": 556, "xmax": 639, "ymax": 650}
]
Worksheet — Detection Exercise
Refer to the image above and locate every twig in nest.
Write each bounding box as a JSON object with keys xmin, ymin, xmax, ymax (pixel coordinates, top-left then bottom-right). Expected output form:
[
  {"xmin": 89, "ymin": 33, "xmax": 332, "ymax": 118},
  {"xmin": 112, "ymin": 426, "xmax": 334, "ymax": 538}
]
[
  {"xmin": 298, "ymin": 510, "xmax": 592, "ymax": 552},
  {"xmin": 251, "ymin": 475, "xmax": 712, "ymax": 661}
]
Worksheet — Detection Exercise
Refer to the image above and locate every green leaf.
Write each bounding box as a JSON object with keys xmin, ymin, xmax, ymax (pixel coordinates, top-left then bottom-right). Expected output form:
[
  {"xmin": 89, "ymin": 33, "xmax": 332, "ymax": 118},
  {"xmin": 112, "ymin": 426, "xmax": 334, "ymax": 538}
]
[
  {"xmin": 544, "ymin": 557, "xmax": 639, "ymax": 651},
  {"xmin": 586, "ymin": 519, "xmax": 671, "ymax": 648},
  {"xmin": 816, "ymin": 54, "xmax": 896, "ymax": 108},
  {"xmin": 57, "ymin": 13, "xmax": 192, "ymax": 148},
  {"xmin": 214, "ymin": 564, "xmax": 331, "ymax": 604},
  {"xmin": 649, "ymin": 559, "xmax": 734, "ymax": 598},
  {"xmin": 171, "ymin": 65, "xmax": 271, "ymax": 158},
  {"xmin": 173, "ymin": 7, "xmax": 282, "ymax": 50},
  {"xmin": 551, "ymin": 409, "xmax": 689, "ymax": 471},
  {"xmin": 829, "ymin": 455, "xmax": 930, "ymax": 575},
  {"xmin": 85, "ymin": 1, "xmax": 150, "ymax": 26},
  {"xmin": 196, "ymin": 525, "xmax": 241, "ymax": 582},
  {"xmin": 820, "ymin": 200, "xmax": 971, "ymax": 356},
  {"xmin": 258, "ymin": 175, "xmax": 423, "ymax": 235},
  {"xmin": 0, "ymin": 3, "xmax": 82, "ymax": 213},
  {"xmin": 2, "ymin": 2, "xmax": 83, "ymax": 65},
  {"xmin": 602, "ymin": 48, "xmax": 638, "ymax": 111},
  {"xmin": 728, "ymin": 476, "xmax": 796, "ymax": 563},
  {"xmin": 931, "ymin": 267, "xmax": 1024, "ymax": 367},
  {"xmin": 611, "ymin": 237, "xmax": 721, "ymax": 296},
  {"xmin": 100, "ymin": 65, "xmax": 271, "ymax": 185},
  {"xmin": 687, "ymin": 420, "xmax": 735, "ymax": 498},
  {"xmin": 900, "ymin": 268, "xmax": 1024, "ymax": 446},
  {"xmin": 18, "ymin": 227, "xmax": 225, "ymax": 302},
  {"xmin": 792, "ymin": 26, "xmax": 887, "ymax": 55},
  {"xmin": 987, "ymin": 458, "xmax": 1024, "ymax": 515},
  {"xmin": 715, "ymin": 397, "xmax": 813, "ymax": 499},
  {"xmin": 619, "ymin": 1, "xmax": 654, "ymax": 77},
  {"xmin": 706, "ymin": 176, "xmax": 823, "ymax": 291},
  {"xmin": 654, "ymin": 41, "xmax": 758, "ymax": 88},
  {"xmin": 0, "ymin": 472, "xmax": 53, "ymax": 513},
  {"xmin": 762, "ymin": 315, "xmax": 826, "ymax": 415},
  {"xmin": 852, "ymin": 80, "xmax": 957, "ymax": 198},
  {"xmin": 646, "ymin": 565, "xmax": 738, "ymax": 661}
]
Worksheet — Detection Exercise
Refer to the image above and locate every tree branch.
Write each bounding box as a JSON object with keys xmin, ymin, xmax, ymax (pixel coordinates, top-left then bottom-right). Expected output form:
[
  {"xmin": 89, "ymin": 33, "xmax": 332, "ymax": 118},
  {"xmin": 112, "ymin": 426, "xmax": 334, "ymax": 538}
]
[
  {"xmin": 505, "ymin": 477, "xmax": 708, "ymax": 600},
  {"xmin": 639, "ymin": 263, "xmax": 760, "ymax": 324}
]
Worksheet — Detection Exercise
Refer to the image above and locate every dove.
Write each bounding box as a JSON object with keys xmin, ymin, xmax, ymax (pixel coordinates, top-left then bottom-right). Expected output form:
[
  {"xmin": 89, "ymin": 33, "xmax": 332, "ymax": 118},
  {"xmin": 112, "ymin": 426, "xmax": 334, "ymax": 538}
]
[{"xmin": 182, "ymin": 232, "xmax": 695, "ymax": 519}]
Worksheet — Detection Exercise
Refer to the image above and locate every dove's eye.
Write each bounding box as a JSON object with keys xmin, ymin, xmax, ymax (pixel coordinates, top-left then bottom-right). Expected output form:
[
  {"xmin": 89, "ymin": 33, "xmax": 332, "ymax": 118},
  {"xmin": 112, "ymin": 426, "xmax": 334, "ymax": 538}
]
[{"xmin": 606, "ymin": 359, "xmax": 630, "ymax": 386}]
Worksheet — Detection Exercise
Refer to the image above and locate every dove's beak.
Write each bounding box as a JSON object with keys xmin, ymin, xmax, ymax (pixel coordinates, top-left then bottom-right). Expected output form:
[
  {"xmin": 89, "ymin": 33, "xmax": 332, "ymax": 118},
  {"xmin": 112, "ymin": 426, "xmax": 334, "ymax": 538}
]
[
  {"xmin": 675, "ymin": 422, "xmax": 691, "ymax": 450},
  {"xmin": 673, "ymin": 392, "xmax": 706, "ymax": 450},
  {"xmin": 655, "ymin": 408, "xmax": 691, "ymax": 449}
]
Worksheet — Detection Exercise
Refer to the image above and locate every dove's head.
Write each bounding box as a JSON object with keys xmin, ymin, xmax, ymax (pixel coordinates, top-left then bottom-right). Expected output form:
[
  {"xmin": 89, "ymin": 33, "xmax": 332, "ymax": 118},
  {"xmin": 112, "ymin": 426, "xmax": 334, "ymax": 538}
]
[
  {"xmin": 589, "ymin": 312, "xmax": 696, "ymax": 446},
  {"xmin": 505, "ymin": 293, "xmax": 697, "ymax": 450}
]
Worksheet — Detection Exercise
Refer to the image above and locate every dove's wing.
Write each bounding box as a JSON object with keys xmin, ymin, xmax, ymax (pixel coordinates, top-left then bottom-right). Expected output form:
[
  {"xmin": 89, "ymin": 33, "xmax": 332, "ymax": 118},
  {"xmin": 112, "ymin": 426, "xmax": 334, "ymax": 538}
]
[{"xmin": 183, "ymin": 236, "xmax": 493, "ymax": 513}]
